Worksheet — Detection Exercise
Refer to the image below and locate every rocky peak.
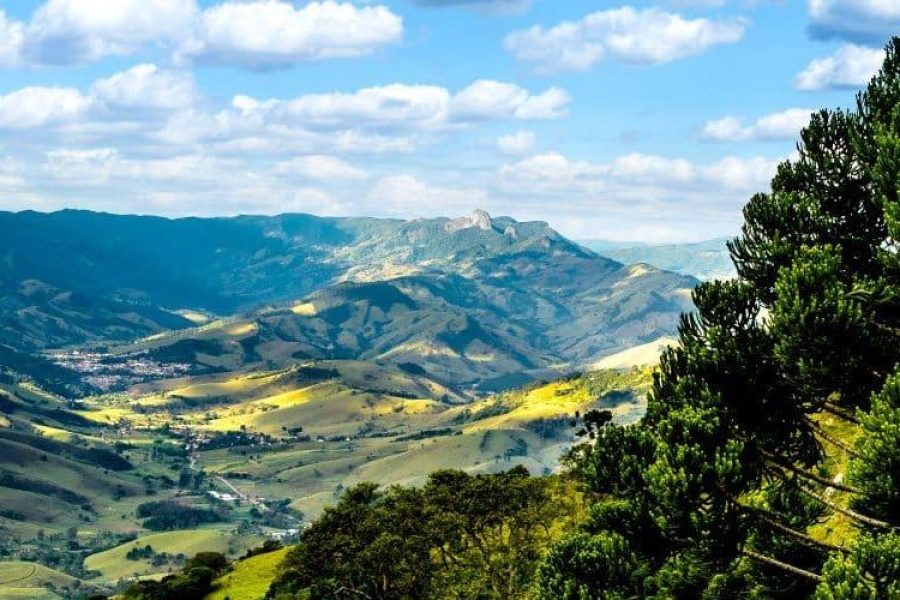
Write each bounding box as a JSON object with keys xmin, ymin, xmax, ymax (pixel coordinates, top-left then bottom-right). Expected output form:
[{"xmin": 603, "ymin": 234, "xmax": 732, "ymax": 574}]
[
  {"xmin": 445, "ymin": 209, "xmax": 496, "ymax": 233},
  {"xmin": 470, "ymin": 209, "xmax": 493, "ymax": 231}
]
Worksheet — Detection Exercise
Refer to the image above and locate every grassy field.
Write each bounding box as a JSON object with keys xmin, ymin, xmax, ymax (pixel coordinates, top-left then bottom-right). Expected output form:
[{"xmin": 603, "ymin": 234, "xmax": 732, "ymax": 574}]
[
  {"xmin": 0, "ymin": 589, "xmax": 60, "ymax": 600},
  {"xmin": 1, "ymin": 354, "xmax": 654, "ymax": 592},
  {"xmin": 0, "ymin": 561, "xmax": 79, "ymax": 600},
  {"xmin": 84, "ymin": 528, "xmax": 263, "ymax": 583},
  {"xmin": 206, "ymin": 547, "xmax": 290, "ymax": 600},
  {"xmin": 186, "ymin": 367, "xmax": 652, "ymax": 518}
]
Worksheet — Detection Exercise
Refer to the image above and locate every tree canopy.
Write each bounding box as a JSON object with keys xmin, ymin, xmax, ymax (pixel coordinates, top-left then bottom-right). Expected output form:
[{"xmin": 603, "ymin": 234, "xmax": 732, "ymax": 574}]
[{"xmin": 535, "ymin": 37, "xmax": 900, "ymax": 600}]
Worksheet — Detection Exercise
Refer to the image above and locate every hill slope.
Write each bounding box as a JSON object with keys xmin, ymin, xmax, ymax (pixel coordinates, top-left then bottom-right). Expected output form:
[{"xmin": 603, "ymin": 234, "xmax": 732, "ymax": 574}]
[{"xmin": 2, "ymin": 209, "xmax": 695, "ymax": 391}]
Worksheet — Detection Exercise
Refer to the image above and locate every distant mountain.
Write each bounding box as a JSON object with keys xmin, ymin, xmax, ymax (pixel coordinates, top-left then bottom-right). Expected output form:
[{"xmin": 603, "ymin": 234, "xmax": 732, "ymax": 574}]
[
  {"xmin": 580, "ymin": 237, "xmax": 736, "ymax": 281},
  {"xmin": 0, "ymin": 209, "xmax": 697, "ymax": 391}
]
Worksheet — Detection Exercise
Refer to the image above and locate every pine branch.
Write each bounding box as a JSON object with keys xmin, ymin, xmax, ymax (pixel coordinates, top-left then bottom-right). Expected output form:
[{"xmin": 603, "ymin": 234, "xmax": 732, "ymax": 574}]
[
  {"xmin": 717, "ymin": 486, "xmax": 846, "ymax": 553},
  {"xmin": 741, "ymin": 550, "xmax": 823, "ymax": 582},
  {"xmin": 759, "ymin": 447, "xmax": 860, "ymax": 494},
  {"xmin": 795, "ymin": 483, "xmax": 892, "ymax": 530},
  {"xmin": 749, "ymin": 507, "xmax": 845, "ymax": 553},
  {"xmin": 806, "ymin": 418, "xmax": 863, "ymax": 459},
  {"xmin": 822, "ymin": 402, "xmax": 861, "ymax": 425}
]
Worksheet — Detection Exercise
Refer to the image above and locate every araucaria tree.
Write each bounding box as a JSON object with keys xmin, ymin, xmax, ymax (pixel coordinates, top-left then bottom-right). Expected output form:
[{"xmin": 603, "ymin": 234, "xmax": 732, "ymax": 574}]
[{"xmin": 536, "ymin": 38, "xmax": 900, "ymax": 599}]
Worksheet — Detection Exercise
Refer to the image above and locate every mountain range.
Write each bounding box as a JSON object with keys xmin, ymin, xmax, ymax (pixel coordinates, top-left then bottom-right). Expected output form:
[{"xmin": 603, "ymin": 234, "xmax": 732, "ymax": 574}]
[
  {"xmin": 0, "ymin": 209, "xmax": 696, "ymax": 394},
  {"xmin": 580, "ymin": 237, "xmax": 735, "ymax": 281}
]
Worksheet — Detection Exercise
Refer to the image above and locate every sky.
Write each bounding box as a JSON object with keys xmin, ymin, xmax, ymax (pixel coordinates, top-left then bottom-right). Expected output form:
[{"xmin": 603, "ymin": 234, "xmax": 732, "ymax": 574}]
[{"xmin": 0, "ymin": 0, "xmax": 894, "ymax": 242}]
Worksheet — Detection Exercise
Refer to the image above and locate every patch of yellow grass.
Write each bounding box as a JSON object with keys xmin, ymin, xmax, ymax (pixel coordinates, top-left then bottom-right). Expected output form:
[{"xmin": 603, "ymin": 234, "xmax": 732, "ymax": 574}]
[
  {"xmin": 85, "ymin": 529, "xmax": 260, "ymax": 582},
  {"xmin": 226, "ymin": 323, "xmax": 258, "ymax": 337},
  {"xmin": 0, "ymin": 561, "xmax": 78, "ymax": 590},
  {"xmin": 591, "ymin": 337, "xmax": 676, "ymax": 370},
  {"xmin": 206, "ymin": 547, "xmax": 290, "ymax": 600},
  {"xmin": 807, "ymin": 411, "xmax": 863, "ymax": 549},
  {"xmin": 170, "ymin": 374, "xmax": 279, "ymax": 400},
  {"xmin": 174, "ymin": 310, "xmax": 212, "ymax": 325},
  {"xmin": 465, "ymin": 380, "xmax": 589, "ymax": 433},
  {"xmin": 32, "ymin": 425, "xmax": 74, "ymax": 441},
  {"xmin": 291, "ymin": 302, "xmax": 318, "ymax": 316},
  {"xmin": 627, "ymin": 264, "xmax": 651, "ymax": 278}
]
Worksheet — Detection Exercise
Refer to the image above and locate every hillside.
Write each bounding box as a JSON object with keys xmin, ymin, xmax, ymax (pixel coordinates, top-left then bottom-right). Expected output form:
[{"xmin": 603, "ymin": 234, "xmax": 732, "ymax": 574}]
[
  {"xmin": 77, "ymin": 362, "xmax": 650, "ymax": 519},
  {"xmin": 0, "ymin": 363, "xmax": 651, "ymax": 597},
  {"xmin": 582, "ymin": 237, "xmax": 735, "ymax": 281},
  {"xmin": 0, "ymin": 207, "xmax": 693, "ymax": 597},
  {"xmin": 2, "ymin": 209, "xmax": 694, "ymax": 393},
  {"xmin": 0, "ymin": 209, "xmax": 606, "ymax": 352}
]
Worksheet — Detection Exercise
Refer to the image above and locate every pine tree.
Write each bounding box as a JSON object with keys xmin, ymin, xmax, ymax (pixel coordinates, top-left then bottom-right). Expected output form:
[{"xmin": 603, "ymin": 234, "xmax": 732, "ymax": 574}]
[{"xmin": 537, "ymin": 37, "xmax": 900, "ymax": 599}]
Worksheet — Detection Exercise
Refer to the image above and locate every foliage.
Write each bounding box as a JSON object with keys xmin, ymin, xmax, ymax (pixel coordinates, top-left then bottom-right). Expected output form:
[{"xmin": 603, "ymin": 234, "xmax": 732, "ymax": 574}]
[
  {"xmin": 536, "ymin": 37, "xmax": 900, "ymax": 599},
  {"xmin": 850, "ymin": 373, "xmax": 900, "ymax": 523},
  {"xmin": 135, "ymin": 501, "xmax": 221, "ymax": 531},
  {"xmin": 267, "ymin": 469, "xmax": 578, "ymax": 599},
  {"xmin": 119, "ymin": 552, "xmax": 229, "ymax": 600}
]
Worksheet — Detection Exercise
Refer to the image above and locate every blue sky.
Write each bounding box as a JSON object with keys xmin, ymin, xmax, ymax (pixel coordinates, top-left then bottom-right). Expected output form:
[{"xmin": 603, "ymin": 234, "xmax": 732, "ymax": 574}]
[{"xmin": 0, "ymin": 0, "xmax": 893, "ymax": 242}]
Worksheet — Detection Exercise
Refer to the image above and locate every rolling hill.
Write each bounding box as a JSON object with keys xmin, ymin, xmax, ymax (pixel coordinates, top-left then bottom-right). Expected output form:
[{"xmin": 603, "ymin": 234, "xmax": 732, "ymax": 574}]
[
  {"xmin": 581, "ymin": 237, "xmax": 735, "ymax": 281},
  {"xmin": 0, "ymin": 208, "xmax": 693, "ymax": 597},
  {"xmin": 1, "ymin": 209, "xmax": 695, "ymax": 393}
]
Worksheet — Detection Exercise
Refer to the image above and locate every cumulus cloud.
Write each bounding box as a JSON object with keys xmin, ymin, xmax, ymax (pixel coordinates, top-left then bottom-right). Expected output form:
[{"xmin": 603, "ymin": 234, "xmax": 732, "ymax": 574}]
[
  {"xmin": 274, "ymin": 155, "xmax": 369, "ymax": 181},
  {"xmin": 500, "ymin": 152, "xmax": 780, "ymax": 195},
  {"xmin": 702, "ymin": 108, "xmax": 813, "ymax": 141},
  {"xmin": 411, "ymin": 0, "xmax": 521, "ymax": 5},
  {"xmin": 31, "ymin": 147, "xmax": 350, "ymax": 217},
  {"xmin": 504, "ymin": 6, "xmax": 746, "ymax": 73},
  {"xmin": 92, "ymin": 64, "xmax": 197, "ymax": 112},
  {"xmin": 0, "ymin": 86, "xmax": 91, "ymax": 130},
  {"xmin": 0, "ymin": 69, "xmax": 563, "ymax": 166},
  {"xmin": 19, "ymin": 0, "xmax": 197, "ymax": 65},
  {"xmin": 0, "ymin": 11, "xmax": 24, "ymax": 67},
  {"xmin": 449, "ymin": 81, "xmax": 569, "ymax": 121},
  {"xmin": 795, "ymin": 44, "xmax": 884, "ymax": 91},
  {"xmin": 490, "ymin": 151, "xmax": 785, "ymax": 242},
  {"xmin": 0, "ymin": 64, "xmax": 200, "ymax": 134},
  {"xmin": 0, "ymin": 0, "xmax": 402, "ymax": 69},
  {"xmin": 221, "ymin": 80, "xmax": 568, "ymax": 137},
  {"xmin": 808, "ymin": 0, "xmax": 900, "ymax": 44},
  {"xmin": 176, "ymin": 1, "xmax": 403, "ymax": 68},
  {"xmin": 497, "ymin": 131, "xmax": 536, "ymax": 155},
  {"xmin": 369, "ymin": 174, "xmax": 492, "ymax": 216}
]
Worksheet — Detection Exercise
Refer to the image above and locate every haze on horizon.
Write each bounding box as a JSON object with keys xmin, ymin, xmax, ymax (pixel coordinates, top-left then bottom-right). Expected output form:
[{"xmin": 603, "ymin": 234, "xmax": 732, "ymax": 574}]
[{"xmin": 0, "ymin": 0, "xmax": 894, "ymax": 243}]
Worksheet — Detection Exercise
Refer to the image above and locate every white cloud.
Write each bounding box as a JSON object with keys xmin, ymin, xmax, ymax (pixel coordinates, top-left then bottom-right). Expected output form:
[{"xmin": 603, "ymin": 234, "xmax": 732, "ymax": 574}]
[
  {"xmin": 43, "ymin": 148, "xmax": 118, "ymax": 185},
  {"xmin": 702, "ymin": 108, "xmax": 813, "ymax": 141},
  {"xmin": 0, "ymin": 0, "xmax": 402, "ymax": 69},
  {"xmin": 701, "ymin": 156, "xmax": 782, "ymax": 190},
  {"xmin": 177, "ymin": 1, "xmax": 403, "ymax": 69},
  {"xmin": 274, "ymin": 84, "xmax": 451, "ymax": 130},
  {"xmin": 218, "ymin": 80, "xmax": 567, "ymax": 138},
  {"xmin": 449, "ymin": 80, "xmax": 569, "ymax": 121},
  {"xmin": 500, "ymin": 152, "xmax": 779, "ymax": 194},
  {"xmin": 23, "ymin": 0, "xmax": 198, "ymax": 65},
  {"xmin": 33, "ymin": 148, "xmax": 350, "ymax": 217},
  {"xmin": 0, "ymin": 11, "xmax": 24, "ymax": 67},
  {"xmin": 795, "ymin": 44, "xmax": 884, "ymax": 91},
  {"xmin": 610, "ymin": 153, "xmax": 696, "ymax": 183},
  {"xmin": 0, "ymin": 64, "xmax": 200, "ymax": 133},
  {"xmin": 92, "ymin": 64, "xmax": 197, "ymax": 112},
  {"xmin": 498, "ymin": 153, "xmax": 608, "ymax": 193},
  {"xmin": 492, "ymin": 151, "xmax": 784, "ymax": 242},
  {"xmin": 274, "ymin": 155, "xmax": 368, "ymax": 181},
  {"xmin": 369, "ymin": 174, "xmax": 492, "ymax": 216},
  {"xmin": 504, "ymin": 6, "xmax": 746, "ymax": 73},
  {"xmin": 497, "ymin": 131, "xmax": 536, "ymax": 155},
  {"xmin": 808, "ymin": 0, "xmax": 900, "ymax": 43},
  {"xmin": 0, "ymin": 86, "xmax": 91, "ymax": 130}
]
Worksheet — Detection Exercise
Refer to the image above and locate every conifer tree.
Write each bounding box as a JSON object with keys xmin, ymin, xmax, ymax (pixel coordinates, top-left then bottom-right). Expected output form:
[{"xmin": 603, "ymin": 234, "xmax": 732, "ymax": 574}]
[{"xmin": 537, "ymin": 38, "xmax": 900, "ymax": 599}]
